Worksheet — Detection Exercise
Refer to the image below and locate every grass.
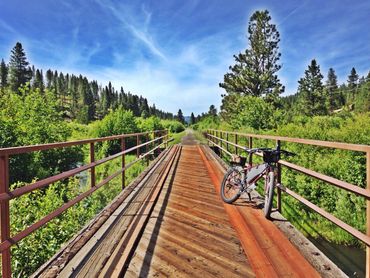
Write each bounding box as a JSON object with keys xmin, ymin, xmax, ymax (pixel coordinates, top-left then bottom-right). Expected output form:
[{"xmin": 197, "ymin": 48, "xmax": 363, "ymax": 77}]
[
  {"xmin": 191, "ymin": 129, "xmax": 208, "ymax": 144},
  {"xmin": 169, "ymin": 130, "xmax": 186, "ymax": 145}
]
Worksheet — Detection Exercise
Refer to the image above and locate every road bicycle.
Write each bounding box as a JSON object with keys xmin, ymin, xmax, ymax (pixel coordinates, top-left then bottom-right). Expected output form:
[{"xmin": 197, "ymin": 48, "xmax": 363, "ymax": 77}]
[{"xmin": 220, "ymin": 146, "xmax": 296, "ymax": 218}]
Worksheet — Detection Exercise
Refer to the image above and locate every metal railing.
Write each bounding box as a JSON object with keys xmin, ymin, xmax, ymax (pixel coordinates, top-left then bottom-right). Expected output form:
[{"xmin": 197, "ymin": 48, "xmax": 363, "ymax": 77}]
[
  {"xmin": 206, "ymin": 129, "xmax": 370, "ymax": 277},
  {"xmin": 0, "ymin": 130, "xmax": 170, "ymax": 278}
]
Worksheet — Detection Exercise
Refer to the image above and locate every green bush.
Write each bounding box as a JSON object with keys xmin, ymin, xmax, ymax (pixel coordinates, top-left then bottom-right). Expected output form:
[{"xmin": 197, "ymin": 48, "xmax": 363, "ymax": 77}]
[
  {"xmin": 90, "ymin": 107, "xmax": 139, "ymax": 157},
  {"xmin": 161, "ymin": 119, "xmax": 185, "ymax": 133},
  {"xmin": 10, "ymin": 154, "xmax": 146, "ymax": 277},
  {"xmin": 0, "ymin": 87, "xmax": 83, "ymax": 183},
  {"xmin": 136, "ymin": 116, "xmax": 164, "ymax": 132}
]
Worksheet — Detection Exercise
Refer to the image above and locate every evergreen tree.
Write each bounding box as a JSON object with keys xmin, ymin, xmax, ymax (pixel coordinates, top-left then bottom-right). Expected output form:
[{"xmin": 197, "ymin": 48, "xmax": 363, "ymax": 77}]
[
  {"xmin": 325, "ymin": 68, "xmax": 338, "ymax": 111},
  {"xmin": 8, "ymin": 42, "xmax": 32, "ymax": 92},
  {"xmin": 139, "ymin": 97, "xmax": 150, "ymax": 118},
  {"xmin": 208, "ymin": 105, "xmax": 217, "ymax": 117},
  {"xmin": 297, "ymin": 59, "xmax": 327, "ymax": 116},
  {"xmin": 220, "ymin": 10, "xmax": 284, "ymax": 114},
  {"xmin": 32, "ymin": 69, "xmax": 44, "ymax": 92},
  {"xmin": 348, "ymin": 67, "xmax": 359, "ymax": 89},
  {"xmin": 0, "ymin": 59, "xmax": 8, "ymax": 92},
  {"xmin": 176, "ymin": 109, "xmax": 185, "ymax": 124},
  {"xmin": 190, "ymin": 112, "xmax": 196, "ymax": 125},
  {"xmin": 46, "ymin": 69, "xmax": 53, "ymax": 88}
]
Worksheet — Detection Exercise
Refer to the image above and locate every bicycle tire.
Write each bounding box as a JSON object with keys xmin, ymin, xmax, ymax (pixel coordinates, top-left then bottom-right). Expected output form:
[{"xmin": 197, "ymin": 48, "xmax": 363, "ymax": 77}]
[
  {"xmin": 220, "ymin": 166, "xmax": 243, "ymax": 203},
  {"xmin": 264, "ymin": 171, "xmax": 275, "ymax": 218}
]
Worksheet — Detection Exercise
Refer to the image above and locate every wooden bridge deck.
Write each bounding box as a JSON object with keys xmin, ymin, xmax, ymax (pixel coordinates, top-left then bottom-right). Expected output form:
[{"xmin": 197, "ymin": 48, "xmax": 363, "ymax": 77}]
[{"xmin": 34, "ymin": 133, "xmax": 335, "ymax": 277}]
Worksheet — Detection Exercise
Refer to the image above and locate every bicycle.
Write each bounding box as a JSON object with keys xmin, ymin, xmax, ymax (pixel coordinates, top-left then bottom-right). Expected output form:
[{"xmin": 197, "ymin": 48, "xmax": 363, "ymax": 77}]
[{"xmin": 220, "ymin": 146, "xmax": 296, "ymax": 218}]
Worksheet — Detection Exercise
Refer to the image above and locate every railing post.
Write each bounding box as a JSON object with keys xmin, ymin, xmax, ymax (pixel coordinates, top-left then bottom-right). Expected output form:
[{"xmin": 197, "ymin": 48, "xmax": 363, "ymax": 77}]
[
  {"xmin": 164, "ymin": 130, "xmax": 167, "ymax": 149},
  {"xmin": 235, "ymin": 134, "xmax": 238, "ymax": 155},
  {"xmin": 207, "ymin": 130, "xmax": 209, "ymax": 146},
  {"xmin": 226, "ymin": 132, "xmax": 229, "ymax": 153},
  {"xmin": 146, "ymin": 133, "xmax": 149, "ymax": 166},
  {"xmin": 366, "ymin": 151, "xmax": 370, "ymax": 278},
  {"xmin": 0, "ymin": 155, "xmax": 11, "ymax": 278},
  {"xmin": 248, "ymin": 137, "xmax": 253, "ymax": 165},
  {"xmin": 136, "ymin": 135, "xmax": 140, "ymax": 158},
  {"xmin": 276, "ymin": 140, "xmax": 282, "ymax": 213},
  {"xmin": 219, "ymin": 131, "xmax": 223, "ymax": 158},
  {"xmin": 121, "ymin": 138, "xmax": 125, "ymax": 190},
  {"xmin": 152, "ymin": 130, "xmax": 156, "ymax": 156},
  {"xmin": 90, "ymin": 143, "xmax": 95, "ymax": 187}
]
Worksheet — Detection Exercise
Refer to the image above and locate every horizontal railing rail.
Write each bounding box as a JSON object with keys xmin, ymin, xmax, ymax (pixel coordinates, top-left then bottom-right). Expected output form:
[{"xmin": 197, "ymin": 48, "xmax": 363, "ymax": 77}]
[
  {"xmin": 0, "ymin": 130, "xmax": 167, "ymax": 156},
  {"xmin": 0, "ymin": 130, "xmax": 170, "ymax": 278},
  {"xmin": 206, "ymin": 129, "xmax": 370, "ymax": 276}
]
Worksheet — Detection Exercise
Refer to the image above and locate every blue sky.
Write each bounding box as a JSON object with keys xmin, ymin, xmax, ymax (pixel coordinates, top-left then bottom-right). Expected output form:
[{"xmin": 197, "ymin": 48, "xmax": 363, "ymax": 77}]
[{"xmin": 0, "ymin": 0, "xmax": 369, "ymax": 115}]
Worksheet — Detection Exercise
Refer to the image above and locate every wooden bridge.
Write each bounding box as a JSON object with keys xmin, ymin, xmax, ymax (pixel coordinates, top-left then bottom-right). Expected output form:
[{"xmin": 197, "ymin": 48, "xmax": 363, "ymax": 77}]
[{"xmin": 0, "ymin": 130, "xmax": 369, "ymax": 277}]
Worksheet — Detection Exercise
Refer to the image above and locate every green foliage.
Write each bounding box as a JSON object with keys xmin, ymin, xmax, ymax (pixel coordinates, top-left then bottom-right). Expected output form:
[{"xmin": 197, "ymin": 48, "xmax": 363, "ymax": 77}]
[
  {"xmin": 195, "ymin": 110, "xmax": 369, "ymax": 246},
  {"xmin": 0, "ymin": 87, "xmax": 83, "ymax": 183},
  {"xmin": 90, "ymin": 107, "xmax": 139, "ymax": 157},
  {"xmin": 193, "ymin": 115, "xmax": 220, "ymax": 131},
  {"xmin": 136, "ymin": 116, "xmax": 164, "ymax": 132},
  {"xmin": 227, "ymin": 96, "xmax": 275, "ymax": 130},
  {"xmin": 160, "ymin": 119, "xmax": 185, "ymax": 133},
  {"xmin": 272, "ymin": 115, "xmax": 369, "ymax": 245},
  {"xmin": 10, "ymin": 154, "xmax": 146, "ymax": 277}
]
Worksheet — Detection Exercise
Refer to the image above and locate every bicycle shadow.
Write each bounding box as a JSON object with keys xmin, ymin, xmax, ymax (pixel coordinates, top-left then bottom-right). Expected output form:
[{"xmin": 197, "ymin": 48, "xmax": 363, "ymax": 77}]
[{"xmin": 233, "ymin": 194, "xmax": 288, "ymax": 222}]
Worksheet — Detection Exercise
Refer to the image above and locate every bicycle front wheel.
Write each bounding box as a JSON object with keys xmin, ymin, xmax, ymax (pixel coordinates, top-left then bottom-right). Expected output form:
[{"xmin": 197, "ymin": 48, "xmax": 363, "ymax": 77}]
[
  {"xmin": 221, "ymin": 166, "xmax": 243, "ymax": 204},
  {"xmin": 264, "ymin": 171, "xmax": 275, "ymax": 218}
]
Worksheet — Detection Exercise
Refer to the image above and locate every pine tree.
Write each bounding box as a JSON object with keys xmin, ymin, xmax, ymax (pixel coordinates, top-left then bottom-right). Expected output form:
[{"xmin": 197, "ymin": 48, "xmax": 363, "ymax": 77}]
[
  {"xmin": 220, "ymin": 10, "xmax": 284, "ymax": 113},
  {"xmin": 208, "ymin": 105, "xmax": 217, "ymax": 117},
  {"xmin": 325, "ymin": 68, "xmax": 338, "ymax": 111},
  {"xmin": 190, "ymin": 112, "xmax": 196, "ymax": 125},
  {"xmin": 348, "ymin": 67, "xmax": 359, "ymax": 89},
  {"xmin": 46, "ymin": 69, "xmax": 53, "ymax": 88},
  {"xmin": 176, "ymin": 109, "xmax": 185, "ymax": 124},
  {"xmin": 297, "ymin": 59, "xmax": 327, "ymax": 116},
  {"xmin": 8, "ymin": 42, "xmax": 32, "ymax": 92},
  {"xmin": 0, "ymin": 59, "xmax": 8, "ymax": 92},
  {"xmin": 32, "ymin": 69, "xmax": 44, "ymax": 92}
]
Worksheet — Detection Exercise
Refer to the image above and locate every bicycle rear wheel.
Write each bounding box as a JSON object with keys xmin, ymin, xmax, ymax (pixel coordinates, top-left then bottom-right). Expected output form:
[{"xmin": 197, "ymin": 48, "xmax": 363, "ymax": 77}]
[
  {"xmin": 264, "ymin": 171, "xmax": 275, "ymax": 218},
  {"xmin": 221, "ymin": 166, "xmax": 243, "ymax": 203}
]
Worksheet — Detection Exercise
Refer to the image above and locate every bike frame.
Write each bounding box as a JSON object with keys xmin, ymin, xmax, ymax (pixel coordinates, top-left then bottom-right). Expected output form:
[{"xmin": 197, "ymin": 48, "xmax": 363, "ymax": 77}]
[{"xmin": 242, "ymin": 161, "xmax": 275, "ymax": 188}]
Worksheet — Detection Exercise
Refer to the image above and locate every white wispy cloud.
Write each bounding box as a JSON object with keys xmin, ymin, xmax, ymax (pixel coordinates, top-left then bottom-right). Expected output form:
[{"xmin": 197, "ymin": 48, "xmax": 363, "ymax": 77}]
[{"xmin": 95, "ymin": 0, "xmax": 167, "ymax": 61}]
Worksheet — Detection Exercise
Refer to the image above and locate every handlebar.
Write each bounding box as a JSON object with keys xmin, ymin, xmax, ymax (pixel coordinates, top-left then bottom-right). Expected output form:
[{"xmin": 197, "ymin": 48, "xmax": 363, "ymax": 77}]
[{"xmin": 244, "ymin": 147, "xmax": 296, "ymax": 157}]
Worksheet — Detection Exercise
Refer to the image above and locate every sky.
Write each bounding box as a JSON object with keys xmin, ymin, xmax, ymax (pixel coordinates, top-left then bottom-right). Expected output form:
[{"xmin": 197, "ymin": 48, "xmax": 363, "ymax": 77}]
[{"xmin": 0, "ymin": 0, "xmax": 369, "ymax": 115}]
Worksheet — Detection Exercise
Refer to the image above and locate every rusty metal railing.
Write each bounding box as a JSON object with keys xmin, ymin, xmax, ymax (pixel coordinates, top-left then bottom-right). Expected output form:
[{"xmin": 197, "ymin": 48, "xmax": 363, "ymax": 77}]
[
  {"xmin": 206, "ymin": 129, "xmax": 370, "ymax": 277},
  {"xmin": 0, "ymin": 130, "xmax": 170, "ymax": 278}
]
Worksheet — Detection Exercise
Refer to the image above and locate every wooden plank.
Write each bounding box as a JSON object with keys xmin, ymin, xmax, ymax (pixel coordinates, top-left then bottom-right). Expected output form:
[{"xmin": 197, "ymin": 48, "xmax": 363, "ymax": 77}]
[{"xmin": 125, "ymin": 145, "xmax": 254, "ymax": 277}]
